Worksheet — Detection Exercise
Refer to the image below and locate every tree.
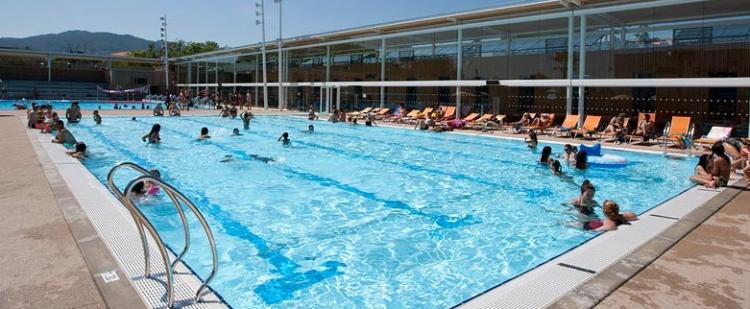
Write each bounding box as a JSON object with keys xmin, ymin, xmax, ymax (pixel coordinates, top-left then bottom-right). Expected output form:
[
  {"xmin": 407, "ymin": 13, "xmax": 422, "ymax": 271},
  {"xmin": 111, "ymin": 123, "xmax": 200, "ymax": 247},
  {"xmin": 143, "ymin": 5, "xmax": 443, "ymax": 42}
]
[{"xmin": 128, "ymin": 40, "xmax": 223, "ymax": 58}]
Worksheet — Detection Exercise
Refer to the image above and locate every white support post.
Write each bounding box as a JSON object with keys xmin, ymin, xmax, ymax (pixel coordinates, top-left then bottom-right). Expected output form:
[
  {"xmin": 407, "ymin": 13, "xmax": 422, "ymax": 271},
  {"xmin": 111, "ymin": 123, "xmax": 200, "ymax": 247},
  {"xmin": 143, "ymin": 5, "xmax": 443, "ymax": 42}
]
[
  {"xmin": 566, "ymin": 11, "xmax": 574, "ymax": 116},
  {"xmin": 261, "ymin": 0, "xmax": 269, "ymax": 110},
  {"xmin": 380, "ymin": 38, "xmax": 386, "ymax": 108},
  {"xmin": 204, "ymin": 62, "xmax": 209, "ymax": 92},
  {"xmin": 195, "ymin": 62, "xmax": 200, "ymax": 96},
  {"xmin": 277, "ymin": 0, "xmax": 284, "ymax": 110},
  {"xmin": 233, "ymin": 62, "xmax": 237, "ymax": 92},
  {"xmin": 215, "ymin": 59, "xmax": 219, "ymax": 94},
  {"xmin": 577, "ymin": 15, "xmax": 586, "ymax": 128},
  {"xmin": 255, "ymin": 54, "xmax": 259, "ymax": 107},
  {"xmin": 455, "ymin": 29, "xmax": 463, "ymax": 119}
]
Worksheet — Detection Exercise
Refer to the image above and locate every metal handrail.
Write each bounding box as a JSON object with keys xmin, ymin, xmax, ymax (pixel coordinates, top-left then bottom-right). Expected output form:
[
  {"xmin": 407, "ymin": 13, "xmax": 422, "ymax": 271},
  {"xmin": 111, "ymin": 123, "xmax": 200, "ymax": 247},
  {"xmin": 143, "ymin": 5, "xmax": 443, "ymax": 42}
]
[
  {"xmin": 107, "ymin": 163, "xmax": 219, "ymax": 304},
  {"xmin": 106, "ymin": 163, "xmax": 191, "ymax": 275},
  {"xmin": 123, "ymin": 176, "xmax": 176, "ymax": 308}
]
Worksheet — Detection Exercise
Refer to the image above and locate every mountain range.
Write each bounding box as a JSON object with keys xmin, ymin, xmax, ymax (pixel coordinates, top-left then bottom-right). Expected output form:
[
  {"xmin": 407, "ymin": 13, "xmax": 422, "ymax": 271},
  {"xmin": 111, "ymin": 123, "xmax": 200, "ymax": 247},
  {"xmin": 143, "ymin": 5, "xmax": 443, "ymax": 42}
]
[{"xmin": 0, "ymin": 30, "xmax": 155, "ymax": 55}]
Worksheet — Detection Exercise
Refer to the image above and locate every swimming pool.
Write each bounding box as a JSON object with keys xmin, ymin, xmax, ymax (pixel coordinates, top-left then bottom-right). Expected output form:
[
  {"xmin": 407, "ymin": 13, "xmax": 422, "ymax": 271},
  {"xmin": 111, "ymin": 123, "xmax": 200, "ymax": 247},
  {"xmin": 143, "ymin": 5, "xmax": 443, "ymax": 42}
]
[
  {"xmin": 0, "ymin": 99, "xmax": 157, "ymax": 110},
  {"xmin": 68, "ymin": 116, "xmax": 695, "ymax": 308}
]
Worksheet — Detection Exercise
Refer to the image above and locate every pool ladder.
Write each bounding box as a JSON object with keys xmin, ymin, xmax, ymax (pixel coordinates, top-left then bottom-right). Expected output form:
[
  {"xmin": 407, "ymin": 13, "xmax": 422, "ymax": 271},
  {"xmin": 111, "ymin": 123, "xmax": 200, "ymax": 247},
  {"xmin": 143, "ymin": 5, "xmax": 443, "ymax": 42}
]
[
  {"xmin": 106, "ymin": 162, "xmax": 218, "ymax": 308},
  {"xmin": 661, "ymin": 121, "xmax": 695, "ymax": 157}
]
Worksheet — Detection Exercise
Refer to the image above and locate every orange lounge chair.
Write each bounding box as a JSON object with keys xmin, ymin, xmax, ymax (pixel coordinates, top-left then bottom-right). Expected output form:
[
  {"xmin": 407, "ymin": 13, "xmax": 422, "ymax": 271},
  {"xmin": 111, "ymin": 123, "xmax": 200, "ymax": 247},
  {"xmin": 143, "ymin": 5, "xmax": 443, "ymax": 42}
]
[
  {"xmin": 550, "ymin": 114, "xmax": 578, "ymax": 136},
  {"xmin": 462, "ymin": 113, "xmax": 480, "ymax": 122},
  {"xmin": 466, "ymin": 113, "xmax": 496, "ymax": 129},
  {"xmin": 374, "ymin": 108, "xmax": 391, "ymax": 119},
  {"xmin": 571, "ymin": 115, "xmax": 602, "ymax": 139},
  {"xmin": 442, "ymin": 106, "xmax": 456, "ymax": 120},
  {"xmin": 662, "ymin": 116, "xmax": 692, "ymax": 148},
  {"xmin": 347, "ymin": 107, "xmax": 373, "ymax": 118}
]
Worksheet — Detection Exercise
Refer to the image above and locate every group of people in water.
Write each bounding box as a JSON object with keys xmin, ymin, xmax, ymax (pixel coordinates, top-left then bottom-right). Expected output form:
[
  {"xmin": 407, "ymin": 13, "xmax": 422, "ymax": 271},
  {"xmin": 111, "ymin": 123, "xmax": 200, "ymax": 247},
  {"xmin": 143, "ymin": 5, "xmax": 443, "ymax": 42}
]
[{"xmin": 25, "ymin": 99, "xmax": 750, "ymax": 234}]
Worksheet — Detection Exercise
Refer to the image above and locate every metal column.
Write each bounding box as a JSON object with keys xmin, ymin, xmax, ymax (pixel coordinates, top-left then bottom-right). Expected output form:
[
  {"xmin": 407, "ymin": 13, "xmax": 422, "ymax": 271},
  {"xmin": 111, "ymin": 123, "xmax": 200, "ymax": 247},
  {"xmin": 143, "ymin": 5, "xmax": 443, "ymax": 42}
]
[
  {"xmin": 380, "ymin": 38, "xmax": 385, "ymax": 108},
  {"xmin": 577, "ymin": 15, "xmax": 586, "ymax": 128},
  {"xmin": 232, "ymin": 61, "xmax": 237, "ymax": 92},
  {"xmin": 255, "ymin": 54, "xmax": 259, "ymax": 107},
  {"xmin": 214, "ymin": 60, "xmax": 219, "ymax": 95},
  {"xmin": 195, "ymin": 62, "xmax": 200, "ymax": 95},
  {"xmin": 566, "ymin": 11, "xmax": 574, "ymax": 116},
  {"xmin": 336, "ymin": 86, "xmax": 341, "ymax": 110},
  {"xmin": 455, "ymin": 29, "xmax": 462, "ymax": 119},
  {"xmin": 204, "ymin": 62, "xmax": 209, "ymax": 93},
  {"xmin": 277, "ymin": 1, "xmax": 284, "ymax": 110},
  {"xmin": 187, "ymin": 62, "xmax": 192, "ymax": 86},
  {"xmin": 47, "ymin": 55, "xmax": 52, "ymax": 83}
]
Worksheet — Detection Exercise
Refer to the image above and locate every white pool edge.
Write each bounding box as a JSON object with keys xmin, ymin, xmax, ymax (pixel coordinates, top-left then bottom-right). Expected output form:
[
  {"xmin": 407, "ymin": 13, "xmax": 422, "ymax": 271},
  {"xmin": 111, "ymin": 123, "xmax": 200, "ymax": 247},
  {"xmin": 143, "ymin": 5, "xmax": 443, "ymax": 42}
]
[{"xmin": 21, "ymin": 117, "xmax": 229, "ymax": 309}]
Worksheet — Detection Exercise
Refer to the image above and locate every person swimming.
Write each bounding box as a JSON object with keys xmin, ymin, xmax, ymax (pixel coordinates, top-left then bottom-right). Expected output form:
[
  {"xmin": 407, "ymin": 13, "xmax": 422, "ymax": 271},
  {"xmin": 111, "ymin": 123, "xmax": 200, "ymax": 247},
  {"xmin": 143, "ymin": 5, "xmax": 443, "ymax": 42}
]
[
  {"xmin": 588, "ymin": 200, "xmax": 638, "ymax": 231},
  {"xmin": 198, "ymin": 127, "xmax": 211, "ymax": 140},
  {"xmin": 93, "ymin": 110, "xmax": 102, "ymax": 125},
  {"xmin": 241, "ymin": 111, "xmax": 252, "ymax": 129},
  {"xmin": 308, "ymin": 124, "xmax": 314, "ymax": 132},
  {"xmin": 525, "ymin": 130, "xmax": 538, "ymax": 148},
  {"xmin": 561, "ymin": 144, "xmax": 577, "ymax": 162},
  {"xmin": 540, "ymin": 146, "xmax": 552, "ymax": 164},
  {"xmin": 232, "ymin": 128, "xmax": 242, "ymax": 136},
  {"xmin": 142, "ymin": 124, "xmax": 161, "ymax": 143},
  {"xmin": 575, "ymin": 150, "xmax": 588, "ymax": 169},
  {"xmin": 278, "ymin": 132, "xmax": 290, "ymax": 144},
  {"xmin": 570, "ymin": 180, "xmax": 598, "ymax": 217},
  {"xmin": 131, "ymin": 169, "xmax": 161, "ymax": 196},
  {"xmin": 66, "ymin": 142, "xmax": 87, "ymax": 159}
]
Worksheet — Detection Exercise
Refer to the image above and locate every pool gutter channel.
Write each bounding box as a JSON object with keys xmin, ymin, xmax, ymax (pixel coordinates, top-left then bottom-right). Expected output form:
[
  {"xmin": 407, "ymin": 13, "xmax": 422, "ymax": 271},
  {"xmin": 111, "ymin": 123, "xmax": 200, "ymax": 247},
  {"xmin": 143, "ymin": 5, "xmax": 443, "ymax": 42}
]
[{"xmin": 21, "ymin": 116, "xmax": 229, "ymax": 309}]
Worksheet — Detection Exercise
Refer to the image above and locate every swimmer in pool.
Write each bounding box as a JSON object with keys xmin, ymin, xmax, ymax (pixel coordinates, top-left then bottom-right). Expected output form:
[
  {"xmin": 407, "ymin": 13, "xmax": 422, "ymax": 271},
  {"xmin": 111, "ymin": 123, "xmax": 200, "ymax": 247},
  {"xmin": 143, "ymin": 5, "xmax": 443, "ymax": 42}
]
[
  {"xmin": 93, "ymin": 110, "xmax": 102, "ymax": 125},
  {"xmin": 569, "ymin": 180, "xmax": 598, "ymax": 217},
  {"xmin": 278, "ymin": 132, "xmax": 290, "ymax": 144},
  {"xmin": 232, "ymin": 128, "xmax": 242, "ymax": 136},
  {"xmin": 198, "ymin": 127, "xmax": 211, "ymax": 140},
  {"xmin": 220, "ymin": 155, "xmax": 234, "ymax": 162},
  {"xmin": 142, "ymin": 124, "xmax": 161, "ymax": 143},
  {"xmin": 525, "ymin": 130, "xmax": 538, "ymax": 148}
]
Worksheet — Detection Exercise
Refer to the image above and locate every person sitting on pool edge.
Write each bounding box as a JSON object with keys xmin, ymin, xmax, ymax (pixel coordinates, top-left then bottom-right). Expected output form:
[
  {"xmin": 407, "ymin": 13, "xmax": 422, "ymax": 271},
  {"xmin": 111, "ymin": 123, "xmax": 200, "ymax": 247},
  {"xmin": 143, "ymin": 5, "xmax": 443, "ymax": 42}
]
[
  {"xmin": 198, "ymin": 127, "xmax": 211, "ymax": 140},
  {"xmin": 65, "ymin": 101, "xmax": 82, "ymax": 123},
  {"xmin": 153, "ymin": 103, "xmax": 164, "ymax": 116},
  {"xmin": 525, "ymin": 130, "xmax": 538, "ymax": 148},
  {"xmin": 93, "ymin": 110, "xmax": 102, "ymax": 125},
  {"xmin": 308, "ymin": 108, "xmax": 319, "ymax": 121},
  {"xmin": 689, "ymin": 154, "xmax": 712, "ymax": 185},
  {"xmin": 142, "ymin": 124, "xmax": 161, "ymax": 144},
  {"xmin": 51, "ymin": 120, "xmax": 77, "ymax": 144},
  {"xmin": 278, "ymin": 132, "xmax": 290, "ymax": 144},
  {"xmin": 692, "ymin": 142, "xmax": 731, "ymax": 188}
]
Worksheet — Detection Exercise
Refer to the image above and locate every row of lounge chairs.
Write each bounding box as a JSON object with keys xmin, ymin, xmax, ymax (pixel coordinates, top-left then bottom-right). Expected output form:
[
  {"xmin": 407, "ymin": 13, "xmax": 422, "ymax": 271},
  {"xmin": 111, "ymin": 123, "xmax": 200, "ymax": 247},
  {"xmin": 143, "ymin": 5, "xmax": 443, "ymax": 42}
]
[{"xmin": 343, "ymin": 106, "xmax": 734, "ymax": 148}]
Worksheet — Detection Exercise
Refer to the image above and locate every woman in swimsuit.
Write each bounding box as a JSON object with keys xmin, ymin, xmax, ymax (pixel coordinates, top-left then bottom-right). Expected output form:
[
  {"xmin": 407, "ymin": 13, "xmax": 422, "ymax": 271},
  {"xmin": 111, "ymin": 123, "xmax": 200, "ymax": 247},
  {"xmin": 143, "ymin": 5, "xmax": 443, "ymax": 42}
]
[
  {"xmin": 575, "ymin": 150, "xmax": 588, "ymax": 170},
  {"xmin": 689, "ymin": 154, "xmax": 712, "ymax": 184},
  {"xmin": 691, "ymin": 142, "xmax": 731, "ymax": 188},
  {"xmin": 570, "ymin": 180, "xmax": 598, "ymax": 217},
  {"xmin": 590, "ymin": 200, "xmax": 638, "ymax": 232},
  {"xmin": 540, "ymin": 146, "xmax": 552, "ymax": 164},
  {"xmin": 142, "ymin": 124, "xmax": 161, "ymax": 144},
  {"xmin": 525, "ymin": 130, "xmax": 538, "ymax": 148}
]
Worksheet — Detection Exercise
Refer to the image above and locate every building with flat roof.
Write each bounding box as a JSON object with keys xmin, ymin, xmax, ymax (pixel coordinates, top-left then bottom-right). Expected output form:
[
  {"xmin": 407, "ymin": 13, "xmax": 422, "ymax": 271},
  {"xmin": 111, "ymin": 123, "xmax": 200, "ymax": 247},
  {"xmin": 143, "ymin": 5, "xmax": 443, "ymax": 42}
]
[{"xmin": 174, "ymin": 0, "xmax": 750, "ymax": 136}]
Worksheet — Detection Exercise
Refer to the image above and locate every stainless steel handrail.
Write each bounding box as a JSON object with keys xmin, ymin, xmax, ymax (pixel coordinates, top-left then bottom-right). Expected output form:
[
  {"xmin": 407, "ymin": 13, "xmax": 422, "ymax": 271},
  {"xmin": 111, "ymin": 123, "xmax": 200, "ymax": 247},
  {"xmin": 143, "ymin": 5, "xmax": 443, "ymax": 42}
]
[
  {"xmin": 123, "ymin": 175, "xmax": 176, "ymax": 308},
  {"xmin": 107, "ymin": 163, "xmax": 220, "ymax": 304},
  {"xmin": 106, "ymin": 162, "xmax": 191, "ymax": 275}
]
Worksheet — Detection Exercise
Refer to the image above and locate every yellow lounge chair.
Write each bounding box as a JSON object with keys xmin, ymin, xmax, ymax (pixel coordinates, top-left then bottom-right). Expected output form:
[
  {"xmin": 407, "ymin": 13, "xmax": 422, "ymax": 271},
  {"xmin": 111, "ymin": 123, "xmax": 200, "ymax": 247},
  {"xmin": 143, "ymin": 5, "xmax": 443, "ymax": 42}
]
[{"xmin": 662, "ymin": 116, "xmax": 692, "ymax": 148}]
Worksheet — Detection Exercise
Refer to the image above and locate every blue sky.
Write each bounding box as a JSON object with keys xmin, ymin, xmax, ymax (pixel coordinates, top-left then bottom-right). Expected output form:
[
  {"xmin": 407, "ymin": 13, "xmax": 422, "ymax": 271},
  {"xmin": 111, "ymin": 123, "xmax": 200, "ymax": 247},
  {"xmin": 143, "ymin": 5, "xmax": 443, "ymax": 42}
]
[{"xmin": 0, "ymin": 0, "xmax": 531, "ymax": 47}]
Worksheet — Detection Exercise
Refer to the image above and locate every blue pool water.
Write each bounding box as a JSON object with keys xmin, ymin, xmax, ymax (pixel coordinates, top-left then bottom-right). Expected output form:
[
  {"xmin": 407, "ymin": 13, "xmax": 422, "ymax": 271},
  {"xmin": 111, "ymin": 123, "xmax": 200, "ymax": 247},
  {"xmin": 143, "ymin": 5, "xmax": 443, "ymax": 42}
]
[
  {"xmin": 67, "ymin": 116, "xmax": 695, "ymax": 308},
  {"xmin": 0, "ymin": 99, "xmax": 157, "ymax": 110}
]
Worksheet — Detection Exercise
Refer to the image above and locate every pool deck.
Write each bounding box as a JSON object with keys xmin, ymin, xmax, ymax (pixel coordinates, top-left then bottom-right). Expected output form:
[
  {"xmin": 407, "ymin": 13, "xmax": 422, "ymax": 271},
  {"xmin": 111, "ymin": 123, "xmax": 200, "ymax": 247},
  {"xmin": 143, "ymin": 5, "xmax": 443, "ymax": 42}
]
[{"xmin": 2, "ymin": 109, "xmax": 749, "ymax": 308}]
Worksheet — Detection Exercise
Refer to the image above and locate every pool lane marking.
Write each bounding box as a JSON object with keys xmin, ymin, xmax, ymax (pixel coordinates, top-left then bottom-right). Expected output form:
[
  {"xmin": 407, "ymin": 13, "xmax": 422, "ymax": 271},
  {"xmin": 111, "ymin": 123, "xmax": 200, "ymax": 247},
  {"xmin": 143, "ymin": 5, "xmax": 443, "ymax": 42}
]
[
  {"xmin": 184, "ymin": 117, "xmax": 556, "ymax": 202},
  {"xmin": 75, "ymin": 124, "xmax": 346, "ymax": 305},
  {"xmin": 164, "ymin": 118, "xmax": 478, "ymax": 229}
]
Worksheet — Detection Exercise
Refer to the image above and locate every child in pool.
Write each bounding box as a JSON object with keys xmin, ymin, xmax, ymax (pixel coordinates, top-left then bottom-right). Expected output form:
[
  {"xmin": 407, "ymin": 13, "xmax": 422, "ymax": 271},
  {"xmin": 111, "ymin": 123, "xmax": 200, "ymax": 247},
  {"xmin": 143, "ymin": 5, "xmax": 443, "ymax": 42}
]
[
  {"xmin": 93, "ymin": 110, "xmax": 102, "ymax": 125},
  {"xmin": 66, "ymin": 142, "xmax": 87, "ymax": 159},
  {"xmin": 525, "ymin": 130, "xmax": 538, "ymax": 148}
]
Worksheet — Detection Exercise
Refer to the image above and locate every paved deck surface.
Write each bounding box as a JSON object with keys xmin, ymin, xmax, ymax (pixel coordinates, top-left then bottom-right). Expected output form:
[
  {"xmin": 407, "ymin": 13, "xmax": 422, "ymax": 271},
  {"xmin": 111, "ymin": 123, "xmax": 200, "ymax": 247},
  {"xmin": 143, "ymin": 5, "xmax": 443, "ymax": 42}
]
[
  {"xmin": 0, "ymin": 116, "xmax": 106, "ymax": 309},
  {"xmin": 596, "ymin": 189, "xmax": 750, "ymax": 309}
]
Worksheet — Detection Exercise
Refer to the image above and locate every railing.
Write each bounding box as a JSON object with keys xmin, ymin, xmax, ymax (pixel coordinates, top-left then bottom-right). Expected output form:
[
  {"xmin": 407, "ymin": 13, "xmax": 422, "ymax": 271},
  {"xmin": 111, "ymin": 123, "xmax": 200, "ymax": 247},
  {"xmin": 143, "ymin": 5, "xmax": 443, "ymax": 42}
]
[
  {"xmin": 661, "ymin": 122, "xmax": 695, "ymax": 157},
  {"xmin": 106, "ymin": 162, "xmax": 219, "ymax": 308}
]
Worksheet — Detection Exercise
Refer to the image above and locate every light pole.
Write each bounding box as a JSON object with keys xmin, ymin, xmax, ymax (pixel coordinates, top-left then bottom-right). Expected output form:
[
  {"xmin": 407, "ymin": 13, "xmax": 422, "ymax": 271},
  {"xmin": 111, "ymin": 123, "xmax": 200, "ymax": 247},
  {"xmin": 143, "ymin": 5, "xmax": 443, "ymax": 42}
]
[
  {"xmin": 256, "ymin": 1, "xmax": 269, "ymax": 110},
  {"xmin": 160, "ymin": 15, "xmax": 169, "ymax": 94},
  {"xmin": 274, "ymin": 0, "xmax": 284, "ymax": 110}
]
